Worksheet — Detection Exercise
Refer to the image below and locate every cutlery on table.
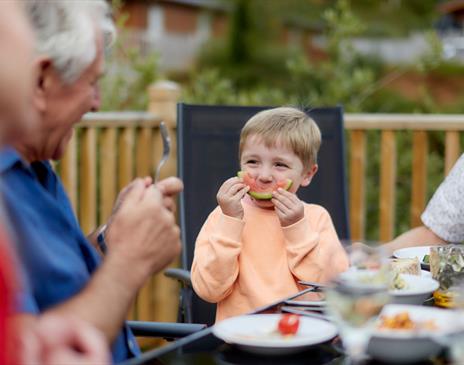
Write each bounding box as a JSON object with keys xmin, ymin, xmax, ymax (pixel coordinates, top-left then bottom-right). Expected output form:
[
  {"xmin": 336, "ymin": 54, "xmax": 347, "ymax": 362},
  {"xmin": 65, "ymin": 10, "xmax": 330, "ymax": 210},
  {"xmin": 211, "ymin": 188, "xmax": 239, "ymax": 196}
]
[
  {"xmin": 284, "ymin": 300, "xmax": 326, "ymax": 311},
  {"xmin": 280, "ymin": 306, "xmax": 331, "ymax": 321},
  {"xmin": 298, "ymin": 280, "xmax": 328, "ymax": 289}
]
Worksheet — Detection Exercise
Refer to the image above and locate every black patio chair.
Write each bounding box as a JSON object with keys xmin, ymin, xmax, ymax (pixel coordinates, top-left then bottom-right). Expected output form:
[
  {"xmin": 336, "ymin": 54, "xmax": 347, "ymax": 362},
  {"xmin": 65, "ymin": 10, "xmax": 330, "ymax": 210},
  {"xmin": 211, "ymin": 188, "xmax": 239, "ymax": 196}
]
[{"xmin": 165, "ymin": 103, "xmax": 350, "ymax": 326}]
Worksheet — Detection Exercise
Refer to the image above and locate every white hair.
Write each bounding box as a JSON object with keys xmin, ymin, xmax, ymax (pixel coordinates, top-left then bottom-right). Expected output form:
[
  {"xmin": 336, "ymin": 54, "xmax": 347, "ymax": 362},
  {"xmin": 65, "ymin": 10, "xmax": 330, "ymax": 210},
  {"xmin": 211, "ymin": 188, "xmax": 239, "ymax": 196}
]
[{"xmin": 24, "ymin": 0, "xmax": 116, "ymax": 84}]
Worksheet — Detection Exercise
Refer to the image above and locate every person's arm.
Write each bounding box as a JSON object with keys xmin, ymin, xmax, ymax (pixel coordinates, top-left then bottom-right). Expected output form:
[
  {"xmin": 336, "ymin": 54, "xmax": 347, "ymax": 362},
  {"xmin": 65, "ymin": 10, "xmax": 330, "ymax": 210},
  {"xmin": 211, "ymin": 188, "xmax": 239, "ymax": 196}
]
[
  {"xmin": 191, "ymin": 209, "xmax": 244, "ymax": 303},
  {"xmin": 382, "ymin": 154, "xmax": 464, "ymax": 255},
  {"xmin": 382, "ymin": 226, "xmax": 446, "ymax": 255},
  {"xmin": 283, "ymin": 206, "xmax": 349, "ymax": 283},
  {"xmin": 48, "ymin": 178, "xmax": 181, "ymax": 343},
  {"xmin": 18, "ymin": 314, "xmax": 110, "ymax": 365}
]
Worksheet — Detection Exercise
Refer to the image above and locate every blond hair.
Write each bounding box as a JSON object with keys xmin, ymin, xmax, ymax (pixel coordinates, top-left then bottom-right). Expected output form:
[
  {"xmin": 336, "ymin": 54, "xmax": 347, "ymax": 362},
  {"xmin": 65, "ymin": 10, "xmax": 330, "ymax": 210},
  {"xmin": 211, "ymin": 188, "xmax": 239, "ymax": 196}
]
[{"xmin": 239, "ymin": 107, "xmax": 321, "ymax": 169}]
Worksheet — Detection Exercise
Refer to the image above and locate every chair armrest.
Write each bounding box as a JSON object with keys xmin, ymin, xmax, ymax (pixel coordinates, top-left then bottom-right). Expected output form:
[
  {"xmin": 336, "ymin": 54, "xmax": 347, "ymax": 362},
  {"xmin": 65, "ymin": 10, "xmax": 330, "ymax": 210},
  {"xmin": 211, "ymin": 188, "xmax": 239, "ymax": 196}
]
[
  {"xmin": 127, "ymin": 321, "xmax": 206, "ymax": 338},
  {"xmin": 164, "ymin": 268, "xmax": 191, "ymax": 287}
]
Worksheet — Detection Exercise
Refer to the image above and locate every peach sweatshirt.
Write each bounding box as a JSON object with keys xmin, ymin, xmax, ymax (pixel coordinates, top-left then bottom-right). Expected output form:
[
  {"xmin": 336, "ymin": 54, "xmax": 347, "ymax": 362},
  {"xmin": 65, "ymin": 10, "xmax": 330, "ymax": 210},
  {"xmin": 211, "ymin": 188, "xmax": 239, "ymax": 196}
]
[{"xmin": 191, "ymin": 201, "xmax": 349, "ymax": 322}]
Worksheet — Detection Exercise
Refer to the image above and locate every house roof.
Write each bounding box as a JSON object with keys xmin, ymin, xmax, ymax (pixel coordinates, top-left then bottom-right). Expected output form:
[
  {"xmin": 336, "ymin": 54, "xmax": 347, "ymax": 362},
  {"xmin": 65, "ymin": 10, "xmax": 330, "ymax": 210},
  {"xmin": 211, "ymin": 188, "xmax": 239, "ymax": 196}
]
[
  {"xmin": 162, "ymin": 0, "xmax": 231, "ymax": 11},
  {"xmin": 438, "ymin": 0, "xmax": 464, "ymax": 14}
]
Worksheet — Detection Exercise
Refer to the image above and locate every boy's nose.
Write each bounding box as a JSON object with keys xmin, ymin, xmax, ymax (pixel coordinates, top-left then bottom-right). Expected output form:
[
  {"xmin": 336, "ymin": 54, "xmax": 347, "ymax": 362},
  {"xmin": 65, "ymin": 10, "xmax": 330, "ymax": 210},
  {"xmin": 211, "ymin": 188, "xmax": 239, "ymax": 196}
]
[{"xmin": 257, "ymin": 168, "xmax": 273, "ymax": 182}]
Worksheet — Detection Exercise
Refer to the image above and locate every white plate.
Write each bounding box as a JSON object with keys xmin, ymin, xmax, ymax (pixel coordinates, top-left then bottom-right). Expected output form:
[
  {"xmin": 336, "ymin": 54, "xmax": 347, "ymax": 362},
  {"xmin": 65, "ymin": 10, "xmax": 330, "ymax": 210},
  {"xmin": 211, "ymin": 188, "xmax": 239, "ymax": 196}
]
[
  {"xmin": 390, "ymin": 274, "xmax": 439, "ymax": 305},
  {"xmin": 212, "ymin": 314, "xmax": 337, "ymax": 355},
  {"xmin": 393, "ymin": 245, "xmax": 437, "ymax": 269},
  {"xmin": 368, "ymin": 304, "xmax": 462, "ymax": 363}
]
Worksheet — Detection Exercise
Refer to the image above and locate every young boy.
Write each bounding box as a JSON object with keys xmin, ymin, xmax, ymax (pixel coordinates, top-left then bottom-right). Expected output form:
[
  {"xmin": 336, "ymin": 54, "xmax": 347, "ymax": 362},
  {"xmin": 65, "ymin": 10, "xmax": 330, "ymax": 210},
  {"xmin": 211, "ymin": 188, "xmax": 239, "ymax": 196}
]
[{"xmin": 191, "ymin": 107, "xmax": 349, "ymax": 322}]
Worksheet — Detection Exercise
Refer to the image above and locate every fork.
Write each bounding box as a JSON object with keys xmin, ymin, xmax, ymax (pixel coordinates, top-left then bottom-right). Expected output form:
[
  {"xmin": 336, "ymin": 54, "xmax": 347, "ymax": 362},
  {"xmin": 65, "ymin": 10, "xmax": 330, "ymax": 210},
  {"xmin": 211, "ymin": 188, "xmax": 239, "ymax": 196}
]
[{"xmin": 154, "ymin": 121, "xmax": 170, "ymax": 183}]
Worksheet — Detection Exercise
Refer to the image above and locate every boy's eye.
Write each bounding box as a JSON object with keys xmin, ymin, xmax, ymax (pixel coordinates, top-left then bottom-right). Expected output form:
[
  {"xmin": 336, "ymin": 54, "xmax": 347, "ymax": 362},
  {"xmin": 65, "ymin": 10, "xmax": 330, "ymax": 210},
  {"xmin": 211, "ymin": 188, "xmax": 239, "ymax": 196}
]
[
  {"xmin": 275, "ymin": 162, "xmax": 288, "ymax": 168},
  {"xmin": 246, "ymin": 160, "xmax": 257, "ymax": 165}
]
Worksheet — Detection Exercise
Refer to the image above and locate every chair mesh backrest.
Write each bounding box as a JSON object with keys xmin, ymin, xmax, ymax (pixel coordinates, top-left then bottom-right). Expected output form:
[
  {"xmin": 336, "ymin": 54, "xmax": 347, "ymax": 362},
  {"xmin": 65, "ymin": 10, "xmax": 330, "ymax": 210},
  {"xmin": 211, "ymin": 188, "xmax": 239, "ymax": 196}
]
[{"xmin": 177, "ymin": 103, "xmax": 350, "ymax": 324}]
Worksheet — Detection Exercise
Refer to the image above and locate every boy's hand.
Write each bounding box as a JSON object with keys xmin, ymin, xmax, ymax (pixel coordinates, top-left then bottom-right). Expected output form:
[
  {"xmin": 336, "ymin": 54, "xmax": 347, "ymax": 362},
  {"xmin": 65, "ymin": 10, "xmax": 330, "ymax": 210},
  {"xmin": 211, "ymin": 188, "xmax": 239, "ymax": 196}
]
[
  {"xmin": 217, "ymin": 177, "xmax": 249, "ymax": 219},
  {"xmin": 272, "ymin": 188, "xmax": 304, "ymax": 227}
]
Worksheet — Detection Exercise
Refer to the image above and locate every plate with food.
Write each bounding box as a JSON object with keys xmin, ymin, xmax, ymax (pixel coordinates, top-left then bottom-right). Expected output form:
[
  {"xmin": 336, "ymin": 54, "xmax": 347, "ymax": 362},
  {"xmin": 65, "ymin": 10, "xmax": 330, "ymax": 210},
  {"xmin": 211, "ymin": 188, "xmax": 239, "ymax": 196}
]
[
  {"xmin": 393, "ymin": 246, "xmax": 441, "ymax": 270},
  {"xmin": 368, "ymin": 304, "xmax": 462, "ymax": 363},
  {"xmin": 212, "ymin": 313, "xmax": 337, "ymax": 355}
]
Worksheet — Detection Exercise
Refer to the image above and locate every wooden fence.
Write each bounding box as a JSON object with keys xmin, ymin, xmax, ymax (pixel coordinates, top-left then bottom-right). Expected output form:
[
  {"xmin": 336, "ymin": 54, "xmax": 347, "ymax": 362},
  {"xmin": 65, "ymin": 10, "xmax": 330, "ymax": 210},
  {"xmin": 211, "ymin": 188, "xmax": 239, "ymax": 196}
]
[
  {"xmin": 58, "ymin": 81, "xmax": 464, "ymax": 325},
  {"xmin": 346, "ymin": 114, "xmax": 463, "ymax": 242}
]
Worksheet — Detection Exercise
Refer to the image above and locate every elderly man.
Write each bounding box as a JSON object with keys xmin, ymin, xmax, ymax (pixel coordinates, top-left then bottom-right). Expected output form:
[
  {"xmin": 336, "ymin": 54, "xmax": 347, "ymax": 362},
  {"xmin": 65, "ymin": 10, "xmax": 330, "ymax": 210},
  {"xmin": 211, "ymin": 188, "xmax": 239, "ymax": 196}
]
[
  {"xmin": 0, "ymin": 0, "xmax": 182, "ymax": 362},
  {"xmin": 0, "ymin": 1, "xmax": 110, "ymax": 364}
]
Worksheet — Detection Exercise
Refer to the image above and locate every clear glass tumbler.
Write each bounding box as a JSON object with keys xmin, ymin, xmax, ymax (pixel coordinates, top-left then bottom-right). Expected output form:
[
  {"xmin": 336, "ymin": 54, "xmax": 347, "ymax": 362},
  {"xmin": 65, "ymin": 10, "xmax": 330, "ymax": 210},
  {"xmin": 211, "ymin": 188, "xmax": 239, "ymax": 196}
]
[{"xmin": 325, "ymin": 244, "xmax": 391, "ymax": 364}]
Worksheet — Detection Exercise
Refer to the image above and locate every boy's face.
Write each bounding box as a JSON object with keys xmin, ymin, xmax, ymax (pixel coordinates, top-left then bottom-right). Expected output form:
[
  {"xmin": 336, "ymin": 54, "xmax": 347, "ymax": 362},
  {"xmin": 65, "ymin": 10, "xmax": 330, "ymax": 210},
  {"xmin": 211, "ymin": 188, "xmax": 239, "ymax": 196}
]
[{"xmin": 240, "ymin": 134, "xmax": 318, "ymax": 208}]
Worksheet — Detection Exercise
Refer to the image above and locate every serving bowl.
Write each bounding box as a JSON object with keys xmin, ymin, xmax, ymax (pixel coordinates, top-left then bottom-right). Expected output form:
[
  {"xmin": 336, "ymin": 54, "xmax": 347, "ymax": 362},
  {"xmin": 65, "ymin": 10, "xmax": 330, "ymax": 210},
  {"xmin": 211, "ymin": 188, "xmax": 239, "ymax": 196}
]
[
  {"xmin": 367, "ymin": 304, "xmax": 461, "ymax": 363},
  {"xmin": 340, "ymin": 269, "xmax": 438, "ymax": 305},
  {"xmin": 390, "ymin": 274, "xmax": 439, "ymax": 305}
]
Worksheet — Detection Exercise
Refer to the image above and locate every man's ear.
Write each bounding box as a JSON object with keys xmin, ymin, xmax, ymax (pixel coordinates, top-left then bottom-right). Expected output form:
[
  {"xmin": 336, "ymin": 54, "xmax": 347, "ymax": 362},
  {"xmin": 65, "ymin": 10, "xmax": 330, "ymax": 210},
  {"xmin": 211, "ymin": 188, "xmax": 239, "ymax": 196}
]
[
  {"xmin": 300, "ymin": 164, "xmax": 318, "ymax": 187},
  {"xmin": 32, "ymin": 57, "xmax": 53, "ymax": 113}
]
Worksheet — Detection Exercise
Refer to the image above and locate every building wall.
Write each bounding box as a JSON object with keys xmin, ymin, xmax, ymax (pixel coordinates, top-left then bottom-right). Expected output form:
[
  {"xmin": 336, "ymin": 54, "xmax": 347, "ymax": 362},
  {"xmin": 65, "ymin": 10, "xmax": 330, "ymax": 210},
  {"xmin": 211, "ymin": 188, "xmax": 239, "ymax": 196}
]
[
  {"xmin": 119, "ymin": 0, "xmax": 228, "ymax": 71},
  {"xmin": 122, "ymin": 1, "xmax": 148, "ymax": 29},
  {"xmin": 211, "ymin": 13, "xmax": 227, "ymax": 38},
  {"xmin": 164, "ymin": 2, "xmax": 198, "ymax": 34}
]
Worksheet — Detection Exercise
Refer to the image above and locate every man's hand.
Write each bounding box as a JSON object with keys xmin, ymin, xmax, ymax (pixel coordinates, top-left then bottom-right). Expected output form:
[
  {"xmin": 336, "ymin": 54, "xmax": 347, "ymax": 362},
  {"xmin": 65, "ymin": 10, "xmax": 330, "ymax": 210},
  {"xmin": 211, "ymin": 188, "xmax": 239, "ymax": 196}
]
[
  {"xmin": 20, "ymin": 315, "xmax": 110, "ymax": 365},
  {"xmin": 217, "ymin": 177, "xmax": 249, "ymax": 220},
  {"xmin": 107, "ymin": 176, "xmax": 182, "ymax": 227},
  {"xmin": 105, "ymin": 178, "xmax": 181, "ymax": 284},
  {"xmin": 272, "ymin": 188, "xmax": 304, "ymax": 227},
  {"xmin": 155, "ymin": 176, "xmax": 184, "ymax": 213}
]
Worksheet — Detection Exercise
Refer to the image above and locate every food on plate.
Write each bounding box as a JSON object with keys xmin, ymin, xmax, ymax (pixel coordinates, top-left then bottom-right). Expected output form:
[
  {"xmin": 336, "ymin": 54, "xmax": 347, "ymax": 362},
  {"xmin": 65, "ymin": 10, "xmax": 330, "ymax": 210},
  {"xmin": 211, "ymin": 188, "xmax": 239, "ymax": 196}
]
[
  {"xmin": 277, "ymin": 314, "xmax": 300, "ymax": 336},
  {"xmin": 389, "ymin": 258, "xmax": 421, "ymax": 276},
  {"xmin": 237, "ymin": 171, "xmax": 292, "ymax": 200},
  {"xmin": 377, "ymin": 311, "xmax": 437, "ymax": 331},
  {"xmin": 389, "ymin": 272, "xmax": 408, "ymax": 290}
]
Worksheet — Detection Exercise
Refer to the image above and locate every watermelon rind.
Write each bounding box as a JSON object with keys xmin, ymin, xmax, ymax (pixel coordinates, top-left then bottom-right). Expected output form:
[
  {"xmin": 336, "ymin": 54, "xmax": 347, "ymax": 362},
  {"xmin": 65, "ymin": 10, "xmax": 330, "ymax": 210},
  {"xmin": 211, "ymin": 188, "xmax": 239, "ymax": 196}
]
[
  {"xmin": 249, "ymin": 191, "xmax": 273, "ymax": 200},
  {"xmin": 237, "ymin": 171, "xmax": 293, "ymax": 200}
]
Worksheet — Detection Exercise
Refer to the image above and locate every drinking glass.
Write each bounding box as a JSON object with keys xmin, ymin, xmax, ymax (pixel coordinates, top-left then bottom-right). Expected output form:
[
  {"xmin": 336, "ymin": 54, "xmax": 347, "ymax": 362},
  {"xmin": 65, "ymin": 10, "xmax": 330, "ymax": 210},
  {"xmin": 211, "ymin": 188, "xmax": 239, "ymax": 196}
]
[
  {"xmin": 430, "ymin": 244, "xmax": 464, "ymax": 308},
  {"xmin": 325, "ymin": 244, "xmax": 391, "ymax": 364},
  {"xmin": 433, "ymin": 280, "xmax": 464, "ymax": 364},
  {"xmin": 450, "ymin": 289, "xmax": 464, "ymax": 364}
]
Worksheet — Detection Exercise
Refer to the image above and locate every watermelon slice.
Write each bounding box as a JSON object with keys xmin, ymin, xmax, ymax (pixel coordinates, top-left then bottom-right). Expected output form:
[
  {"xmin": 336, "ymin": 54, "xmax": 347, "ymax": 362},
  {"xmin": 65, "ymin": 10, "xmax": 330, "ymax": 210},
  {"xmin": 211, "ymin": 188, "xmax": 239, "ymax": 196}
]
[{"xmin": 237, "ymin": 171, "xmax": 292, "ymax": 200}]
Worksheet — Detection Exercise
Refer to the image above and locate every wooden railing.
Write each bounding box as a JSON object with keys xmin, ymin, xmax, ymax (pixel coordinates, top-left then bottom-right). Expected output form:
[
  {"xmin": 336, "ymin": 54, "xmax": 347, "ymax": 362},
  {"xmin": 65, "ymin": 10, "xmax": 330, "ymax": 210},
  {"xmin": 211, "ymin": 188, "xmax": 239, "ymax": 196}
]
[
  {"xmin": 346, "ymin": 114, "xmax": 463, "ymax": 242},
  {"xmin": 57, "ymin": 81, "xmax": 464, "ymax": 326}
]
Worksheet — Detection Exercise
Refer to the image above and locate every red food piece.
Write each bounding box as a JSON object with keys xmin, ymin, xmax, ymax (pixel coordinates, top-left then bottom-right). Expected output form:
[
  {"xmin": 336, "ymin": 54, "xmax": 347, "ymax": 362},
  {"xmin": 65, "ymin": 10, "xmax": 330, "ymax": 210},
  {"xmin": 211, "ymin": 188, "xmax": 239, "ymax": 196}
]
[{"xmin": 277, "ymin": 314, "xmax": 300, "ymax": 335}]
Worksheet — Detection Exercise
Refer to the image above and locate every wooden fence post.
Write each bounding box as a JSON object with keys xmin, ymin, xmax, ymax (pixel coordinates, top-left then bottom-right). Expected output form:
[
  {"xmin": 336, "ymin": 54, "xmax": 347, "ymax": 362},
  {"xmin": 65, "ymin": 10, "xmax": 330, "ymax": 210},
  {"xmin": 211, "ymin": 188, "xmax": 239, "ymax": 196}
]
[
  {"xmin": 410, "ymin": 131, "xmax": 428, "ymax": 227},
  {"xmin": 379, "ymin": 130, "xmax": 397, "ymax": 242},
  {"xmin": 147, "ymin": 81, "xmax": 181, "ymax": 323},
  {"xmin": 349, "ymin": 130, "xmax": 366, "ymax": 241}
]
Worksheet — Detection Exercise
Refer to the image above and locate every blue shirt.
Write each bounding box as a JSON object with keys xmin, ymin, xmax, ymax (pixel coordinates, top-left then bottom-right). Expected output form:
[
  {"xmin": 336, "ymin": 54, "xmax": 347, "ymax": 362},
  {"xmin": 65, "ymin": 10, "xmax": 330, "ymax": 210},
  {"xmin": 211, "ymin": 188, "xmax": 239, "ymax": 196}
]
[{"xmin": 0, "ymin": 147, "xmax": 140, "ymax": 363}]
